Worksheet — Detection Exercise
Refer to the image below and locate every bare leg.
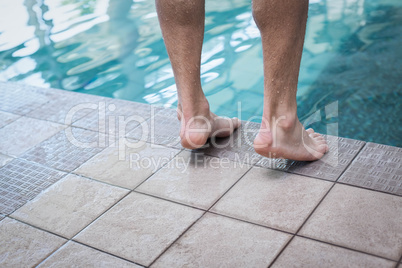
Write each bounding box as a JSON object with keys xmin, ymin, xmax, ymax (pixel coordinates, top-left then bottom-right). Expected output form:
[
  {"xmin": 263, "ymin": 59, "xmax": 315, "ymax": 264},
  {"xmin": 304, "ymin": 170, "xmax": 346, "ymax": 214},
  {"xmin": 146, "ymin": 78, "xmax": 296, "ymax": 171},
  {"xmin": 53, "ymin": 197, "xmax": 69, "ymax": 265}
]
[
  {"xmin": 252, "ymin": 0, "xmax": 328, "ymax": 161},
  {"xmin": 156, "ymin": 0, "xmax": 240, "ymax": 149}
]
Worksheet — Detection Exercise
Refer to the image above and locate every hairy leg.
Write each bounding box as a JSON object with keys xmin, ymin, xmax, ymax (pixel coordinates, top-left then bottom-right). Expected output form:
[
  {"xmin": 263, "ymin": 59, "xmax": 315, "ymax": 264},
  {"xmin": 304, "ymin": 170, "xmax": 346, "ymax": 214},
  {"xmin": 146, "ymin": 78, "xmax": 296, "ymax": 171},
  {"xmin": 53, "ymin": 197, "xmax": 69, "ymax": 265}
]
[
  {"xmin": 156, "ymin": 0, "xmax": 240, "ymax": 149},
  {"xmin": 252, "ymin": 0, "xmax": 328, "ymax": 161}
]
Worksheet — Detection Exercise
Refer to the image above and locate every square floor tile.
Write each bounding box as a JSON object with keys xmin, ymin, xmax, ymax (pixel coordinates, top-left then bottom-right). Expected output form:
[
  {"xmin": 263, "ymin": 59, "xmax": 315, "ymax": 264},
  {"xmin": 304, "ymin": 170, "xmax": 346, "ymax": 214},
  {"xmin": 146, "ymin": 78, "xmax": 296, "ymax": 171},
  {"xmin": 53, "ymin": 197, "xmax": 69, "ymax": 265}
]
[
  {"xmin": 12, "ymin": 174, "xmax": 128, "ymax": 238},
  {"xmin": 0, "ymin": 158, "xmax": 66, "ymax": 215},
  {"xmin": 75, "ymin": 192, "xmax": 203, "ymax": 266},
  {"xmin": 257, "ymin": 136, "xmax": 365, "ymax": 181},
  {"xmin": 194, "ymin": 121, "xmax": 262, "ymax": 165},
  {"xmin": 127, "ymin": 108, "xmax": 181, "ymax": 148},
  {"xmin": 272, "ymin": 236, "xmax": 395, "ymax": 268},
  {"xmin": 22, "ymin": 127, "xmax": 105, "ymax": 172},
  {"xmin": 27, "ymin": 93, "xmax": 97, "ymax": 124},
  {"xmin": 339, "ymin": 143, "xmax": 402, "ymax": 196},
  {"xmin": 73, "ymin": 99, "xmax": 152, "ymax": 138},
  {"xmin": 0, "ymin": 218, "xmax": 66, "ymax": 267},
  {"xmin": 75, "ymin": 141, "xmax": 180, "ymax": 189},
  {"xmin": 137, "ymin": 150, "xmax": 250, "ymax": 209},
  {"xmin": 0, "ymin": 110, "xmax": 20, "ymax": 128},
  {"xmin": 39, "ymin": 241, "xmax": 142, "ymax": 268},
  {"xmin": 0, "ymin": 117, "xmax": 66, "ymax": 157},
  {"xmin": 211, "ymin": 167, "xmax": 332, "ymax": 233},
  {"xmin": 0, "ymin": 153, "xmax": 13, "ymax": 168},
  {"xmin": 152, "ymin": 213, "xmax": 291, "ymax": 268},
  {"xmin": 0, "ymin": 82, "xmax": 51, "ymax": 115},
  {"xmin": 299, "ymin": 184, "xmax": 402, "ymax": 260}
]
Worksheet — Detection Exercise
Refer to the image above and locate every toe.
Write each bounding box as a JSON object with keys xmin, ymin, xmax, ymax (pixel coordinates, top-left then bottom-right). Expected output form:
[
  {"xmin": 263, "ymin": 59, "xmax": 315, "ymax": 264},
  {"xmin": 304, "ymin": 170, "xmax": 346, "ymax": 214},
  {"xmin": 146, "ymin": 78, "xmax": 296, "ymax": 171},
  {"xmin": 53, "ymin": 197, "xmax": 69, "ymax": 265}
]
[
  {"xmin": 309, "ymin": 133, "xmax": 321, "ymax": 138},
  {"xmin": 306, "ymin": 128, "xmax": 314, "ymax": 134}
]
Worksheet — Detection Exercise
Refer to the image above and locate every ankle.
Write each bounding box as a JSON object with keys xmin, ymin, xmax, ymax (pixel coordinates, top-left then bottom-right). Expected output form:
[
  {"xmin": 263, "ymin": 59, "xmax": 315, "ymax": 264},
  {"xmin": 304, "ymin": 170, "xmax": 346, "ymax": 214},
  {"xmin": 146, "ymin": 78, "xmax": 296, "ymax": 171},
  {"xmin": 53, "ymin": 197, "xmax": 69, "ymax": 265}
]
[
  {"xmin": 178, "ymin": 98, "xmax": 210, "ymax": 119},
  {"xmin": 262, "ymin": 112, "xmax": 298, "ymax": 131}
]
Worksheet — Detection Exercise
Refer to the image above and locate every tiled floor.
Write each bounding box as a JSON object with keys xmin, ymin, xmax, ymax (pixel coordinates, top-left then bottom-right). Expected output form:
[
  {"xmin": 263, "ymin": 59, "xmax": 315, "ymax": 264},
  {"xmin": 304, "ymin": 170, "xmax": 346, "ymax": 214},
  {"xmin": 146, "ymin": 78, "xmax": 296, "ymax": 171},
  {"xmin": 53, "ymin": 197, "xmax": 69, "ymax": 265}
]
[{"xmin": 0, "ymin": 82, "xmax": 401, "ymax": 267}]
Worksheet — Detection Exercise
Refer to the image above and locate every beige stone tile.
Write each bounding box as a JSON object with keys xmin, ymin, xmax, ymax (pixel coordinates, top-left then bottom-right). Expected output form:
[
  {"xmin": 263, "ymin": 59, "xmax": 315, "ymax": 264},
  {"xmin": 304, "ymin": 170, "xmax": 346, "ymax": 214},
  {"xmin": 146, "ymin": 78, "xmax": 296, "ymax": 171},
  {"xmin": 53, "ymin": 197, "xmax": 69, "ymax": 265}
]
[
  {"xmin": 272, "ymin": 236, "xmax": 396, "ymax": 268},
  {"xmin": 137, "ymin": 151, "xmax": 250, "ymax": 209},
  {"xmin": 0, "ymin": 218, "xmax": 66, "ymax": 267},
  {"xmin": 75, "ymin": 192, "xmax": 203, "ymax": 266},
  {"xmin": 0, "ymin": 117, "xmax": 65, "ymax": 157},
  {"xmin": 75, "ymin": 141, "xmax": 179, "ymax": 189},
  {"xmin": 12, "ymin": 174, "xmax": 128, "ymax": 238},
  {"xmin": 26, "ymin": 93, "xmax": 97, "ymax": 124},
  {"xmin": 152, "ymin": 213, "xmax": 291, "ymax": 268},
  {"xmin": 39, "ymin": 241, "xmax": 142, "ymax": 268},
  {"xmin": 0, "ymin": 110, "xmax": 20, "ymax": 128},
  {"xmin": 299, "ymin": 184, "xmax": 402, "ymax": 260},
  {"xmin": 211, "ymin": 167, "xmax": 332, "ymax": 233},
  {"xmin": 0, "ymin": 153, "xmax": 13, "ymax": 167}
]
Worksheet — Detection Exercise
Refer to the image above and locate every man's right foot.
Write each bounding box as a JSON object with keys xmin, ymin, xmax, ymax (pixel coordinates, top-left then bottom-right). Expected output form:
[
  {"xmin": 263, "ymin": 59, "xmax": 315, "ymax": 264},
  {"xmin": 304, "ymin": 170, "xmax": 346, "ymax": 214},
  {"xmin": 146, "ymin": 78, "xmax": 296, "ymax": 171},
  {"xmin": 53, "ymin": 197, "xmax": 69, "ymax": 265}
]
[
  {"xmin": 177, "ymin": 104, "xmax": 241, "ymax": 149},
  {"xmin": 253, "ymin": 117, "xmax": 329, "ymax": 161}
]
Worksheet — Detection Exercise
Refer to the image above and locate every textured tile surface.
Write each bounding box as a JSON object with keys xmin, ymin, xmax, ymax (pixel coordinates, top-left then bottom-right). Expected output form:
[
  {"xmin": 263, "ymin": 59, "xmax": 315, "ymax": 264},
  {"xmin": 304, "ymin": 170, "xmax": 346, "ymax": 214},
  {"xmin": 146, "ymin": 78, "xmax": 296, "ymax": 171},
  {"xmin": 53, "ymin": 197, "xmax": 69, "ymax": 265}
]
[
  {"xmin": 27, "ymin": 93, "xmax": 97, "ymax": 124},
  {"xmin": 0, "ymin": 110, "xmax": 20, "ymax": 128},
  {"xmin": 300, "ymin": 184, "xmax": 402, "ymax": 260},
  {"xmin": 73, "ymin": 99, "xmax": 152, "ymax": 141},
  {"xmin": 257, "ymin": 135, "xmax": 365, "ymax": 181},
  {"xmin": 153, "ymin": 213, "xmax": 291, "ymax": 268},
  {"xmin": 39, "ymin": 241, "xmax": 142, "ymax": 268},
  {"xmin": 75, "ymin": 142, "xmax": 180, "ymax": 189},
  {"xmin": 0, "ymin": 82, "xmax": 51, "ymax": 115},
  {"xmin": 211, "ymin": 167, "xmax": 332, "ymax": 233},
  {"xmin": 0, "ymin": 153, "xmax": 13, "ymax": 168},
  {"xmin": 22, "ymin": 127, "xmax": 105, "ymax": 172},
  {"xmin": 75, "ymin": 192, "xmax": 203, "ymax": 266},
  {"xmin": 339, "ymin": 143, "xmax": 402, "ymax": 196},
  {"xmin": 0, "ymin": 218, "xmax": 66, "ymax": 267},
  {"xmin": 194, "ymin": 121, "xmax": 262, "ymax": 164},
  {"xmin": 12, "ymin": 174, "xmax": 128, "ymax": 238},
  {"xmin": 272, "ymin": 236, "xmax": 396, "ymax": 268},
  {"xmin": 0, "ymin": 158, "xmax": 66, "ymax": 215},
  {"xmin": 137, "ymin": 150, "xmax": 250, "ymax": 209},
  {"xmin": 128, "ymin": 108, "xmax": 181, "ymax": 148},
  {"xmin": 0, "ymin": 117, "xmax": 66, "ymax": 157}
]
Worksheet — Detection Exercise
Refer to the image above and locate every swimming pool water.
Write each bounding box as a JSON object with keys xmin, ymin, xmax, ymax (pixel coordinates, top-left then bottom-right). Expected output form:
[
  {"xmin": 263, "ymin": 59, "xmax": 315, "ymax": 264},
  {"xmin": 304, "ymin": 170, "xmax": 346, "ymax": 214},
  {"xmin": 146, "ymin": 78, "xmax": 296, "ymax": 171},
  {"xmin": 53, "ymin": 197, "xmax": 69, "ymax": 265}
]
[{"xmin": 0, "ymin": 0, "xmax": 401, "ymax": 146}]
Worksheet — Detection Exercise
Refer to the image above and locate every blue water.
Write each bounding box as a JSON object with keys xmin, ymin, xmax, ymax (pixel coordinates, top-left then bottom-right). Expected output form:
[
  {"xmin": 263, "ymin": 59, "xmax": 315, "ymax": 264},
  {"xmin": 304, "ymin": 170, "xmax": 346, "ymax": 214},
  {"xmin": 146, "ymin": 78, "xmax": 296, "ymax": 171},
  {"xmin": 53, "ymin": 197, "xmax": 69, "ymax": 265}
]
[{"xmin": 0, "ymin": 0, "xmax": 401, "ymax": 146}]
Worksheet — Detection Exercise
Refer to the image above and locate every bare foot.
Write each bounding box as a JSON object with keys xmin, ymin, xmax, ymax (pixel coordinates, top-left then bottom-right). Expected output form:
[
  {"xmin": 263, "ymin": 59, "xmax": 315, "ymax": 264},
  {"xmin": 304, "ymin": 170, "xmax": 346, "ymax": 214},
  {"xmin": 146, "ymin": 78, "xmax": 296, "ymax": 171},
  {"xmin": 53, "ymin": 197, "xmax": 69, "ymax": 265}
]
[
  {"xmin": 254, "ymin": 118, "xmax": 329, "ymax": 161},
  {"xmin": 177, "ymin": 105, "xmax": 241, "ymax": 149}
]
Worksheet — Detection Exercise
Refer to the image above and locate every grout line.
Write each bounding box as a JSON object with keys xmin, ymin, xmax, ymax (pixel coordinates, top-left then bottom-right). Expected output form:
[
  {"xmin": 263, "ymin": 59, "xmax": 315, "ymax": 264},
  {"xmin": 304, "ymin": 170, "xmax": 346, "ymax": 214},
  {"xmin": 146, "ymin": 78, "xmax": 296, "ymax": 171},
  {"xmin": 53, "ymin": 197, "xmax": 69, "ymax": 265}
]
[
  {"xmin": 336, "ymin": 181, "xmax": 402, "ymax": 197},
  {"xmin": 268, "ymin": 142, "xmax": 371, "ymax": 267},
  {"xmin": 267, "ymin": 235, "xmax": 295, "ymax": 268},
  {"xmin": 132, "ymin": 148, "xmax": 184, "ymax": 191},
  {"xmin": 33, "ymin": 240, "xmax": 70, "ymax": 268},
  {"xmin": 268, "ymin": 182, "xmax": 338, "ymax": 266},
  {"xmin": 295, "ymin": 234, "xmax": 400, "ymax": 263},
  {"xmin": 133, "ymin": 190, "xmax": 207, "ymax": 212},
  {"xmin": 295, "ymin": 140, "xmax": 364, "ymax": 234},
  {"xmin": 147, "ymin": 211, "xmax": 207, "ymax": 267},
  {"xmin": 68, "ymin": 149, "xmax": 185, "ymax": 242},
  {"xmin": 206, "ymin": 211, "xmax": 294, "ymax": 236},
  {"xmin": 6, "ymin": 215, "xmax": 70, "ymax": 241},
  {"xmin": 397, "ymin": 255, "xmax": 402, "ymax": 268},
  {"xmin": 334, "ymin": 142, "xmax": 366, "ymax": 182},
  {"xmin": 207, "ymin": 164, "xmax": 254, "ymax": 211},
  {"xmin": 69, "ymin": 190, "xmax": 132, "ymax": 239},
  {"xmin": 63, "ymin": 240, "xmax": 145, "ymax": 267},
  {"xmin": 147, "ymin": 156, "xmax": 254, "ymax": 267}
]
